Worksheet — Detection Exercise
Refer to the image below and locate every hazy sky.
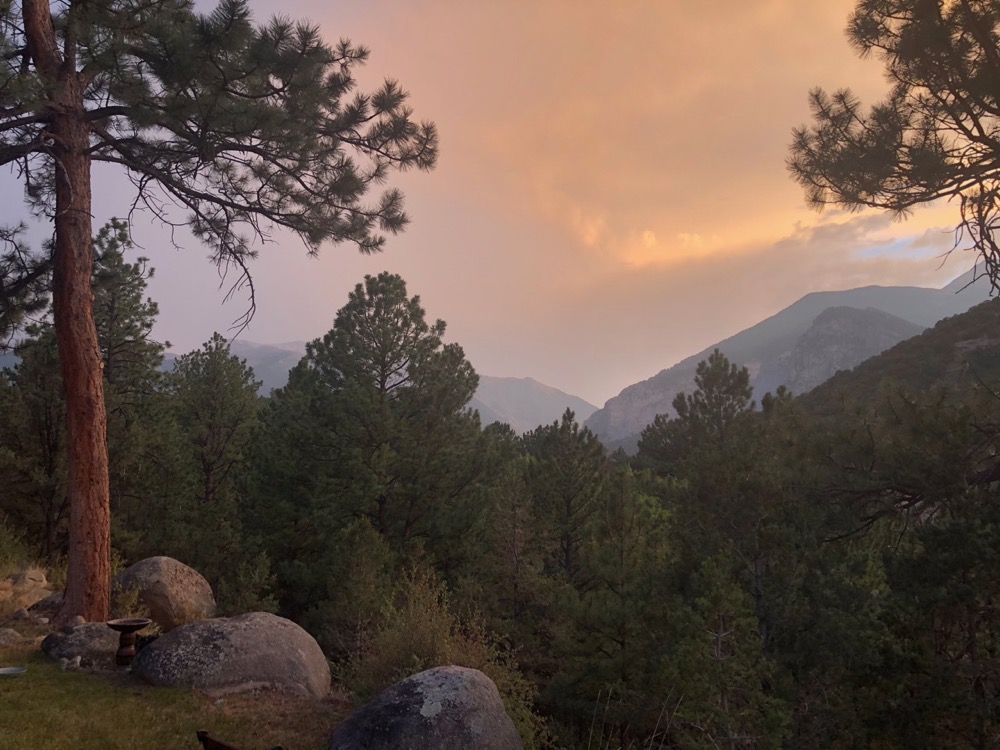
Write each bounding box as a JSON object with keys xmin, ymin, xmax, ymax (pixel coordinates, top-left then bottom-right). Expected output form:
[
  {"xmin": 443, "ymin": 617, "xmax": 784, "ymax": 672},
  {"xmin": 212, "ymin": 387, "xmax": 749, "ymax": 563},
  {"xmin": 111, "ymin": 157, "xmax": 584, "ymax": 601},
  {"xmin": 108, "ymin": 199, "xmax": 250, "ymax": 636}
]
[{"xmin": 4, "ymin": 1, "xmax": 978, "ymax": 406}]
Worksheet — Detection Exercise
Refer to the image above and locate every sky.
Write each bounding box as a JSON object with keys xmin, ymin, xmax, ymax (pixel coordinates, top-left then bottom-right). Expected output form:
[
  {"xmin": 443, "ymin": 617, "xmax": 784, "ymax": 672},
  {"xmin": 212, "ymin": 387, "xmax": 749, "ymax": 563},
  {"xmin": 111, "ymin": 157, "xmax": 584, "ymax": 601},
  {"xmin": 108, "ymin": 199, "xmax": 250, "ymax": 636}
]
[{"xmin": 2, "ymin": 1, "xmax": 979, "ymax": 406}]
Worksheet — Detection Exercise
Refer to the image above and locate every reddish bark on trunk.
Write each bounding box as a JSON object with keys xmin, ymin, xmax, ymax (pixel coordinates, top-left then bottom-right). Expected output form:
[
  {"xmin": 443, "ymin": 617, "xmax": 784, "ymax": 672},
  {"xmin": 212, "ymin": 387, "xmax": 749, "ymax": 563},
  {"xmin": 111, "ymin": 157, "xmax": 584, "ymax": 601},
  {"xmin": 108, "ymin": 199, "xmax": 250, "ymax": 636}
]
[
  {"xmin": 24, "ymin": 0, "xmax": 111, "ymax": 622},
  {"xmin": 52, "ymin": 108, "xmax": 109, "ymax": 623}
]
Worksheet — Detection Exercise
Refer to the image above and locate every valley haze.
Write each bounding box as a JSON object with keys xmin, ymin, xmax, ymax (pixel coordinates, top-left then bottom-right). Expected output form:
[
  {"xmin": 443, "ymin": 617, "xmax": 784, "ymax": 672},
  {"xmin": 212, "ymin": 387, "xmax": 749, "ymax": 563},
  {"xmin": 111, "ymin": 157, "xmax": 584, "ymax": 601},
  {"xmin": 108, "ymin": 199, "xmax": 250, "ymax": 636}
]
[{"xmin": 171, "ymin": 268, "xmax": 989, "ymax": 441}]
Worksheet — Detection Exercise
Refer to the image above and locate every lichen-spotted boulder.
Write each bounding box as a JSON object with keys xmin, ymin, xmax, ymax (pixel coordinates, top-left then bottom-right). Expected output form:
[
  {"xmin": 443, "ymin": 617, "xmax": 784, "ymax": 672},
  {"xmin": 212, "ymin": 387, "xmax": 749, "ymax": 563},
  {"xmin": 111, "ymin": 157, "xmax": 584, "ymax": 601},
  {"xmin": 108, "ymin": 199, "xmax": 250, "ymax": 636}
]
[
  {"xmin": 113, "ymin": 556, "xmax": 215, "ymax": 631},
  {"xmin": 329, "ymin": 666, "xmax": 523, "ymax": 750},
  {"xmin": 41, "ymin": 623, "xmax": 120, "ymax": 668},
  {"xmin": 131, "ymin": 612, "xmax": 330, "ymax": 699}
]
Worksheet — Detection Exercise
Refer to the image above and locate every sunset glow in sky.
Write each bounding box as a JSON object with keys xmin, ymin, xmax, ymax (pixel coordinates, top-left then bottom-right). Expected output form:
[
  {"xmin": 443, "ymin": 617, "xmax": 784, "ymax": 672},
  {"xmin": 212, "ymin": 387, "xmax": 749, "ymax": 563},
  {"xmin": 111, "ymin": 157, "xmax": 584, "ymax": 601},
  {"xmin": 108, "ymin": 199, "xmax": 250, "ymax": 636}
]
[{"xmin": 23, "ymin": 1, "xmax": 980, "ymax": 405}]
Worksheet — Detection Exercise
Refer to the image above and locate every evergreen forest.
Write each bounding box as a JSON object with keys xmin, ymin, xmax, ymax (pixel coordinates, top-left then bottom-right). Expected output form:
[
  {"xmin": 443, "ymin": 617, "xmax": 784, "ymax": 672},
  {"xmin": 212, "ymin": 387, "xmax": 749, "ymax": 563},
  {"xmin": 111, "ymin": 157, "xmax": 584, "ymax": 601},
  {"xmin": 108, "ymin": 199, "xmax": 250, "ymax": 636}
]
[{"xmin": 4, "ymin": 222, "xmax": 1000, "ymax": 749}]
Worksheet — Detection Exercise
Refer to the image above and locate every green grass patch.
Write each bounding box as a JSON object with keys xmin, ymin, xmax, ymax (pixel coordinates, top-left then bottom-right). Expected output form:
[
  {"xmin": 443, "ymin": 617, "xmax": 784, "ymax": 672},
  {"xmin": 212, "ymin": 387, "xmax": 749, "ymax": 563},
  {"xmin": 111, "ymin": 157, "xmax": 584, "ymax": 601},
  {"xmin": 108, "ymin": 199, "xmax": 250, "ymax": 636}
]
[{"xmin": 0, "ymin": 644, "xmax": 348, "ymax": 750}]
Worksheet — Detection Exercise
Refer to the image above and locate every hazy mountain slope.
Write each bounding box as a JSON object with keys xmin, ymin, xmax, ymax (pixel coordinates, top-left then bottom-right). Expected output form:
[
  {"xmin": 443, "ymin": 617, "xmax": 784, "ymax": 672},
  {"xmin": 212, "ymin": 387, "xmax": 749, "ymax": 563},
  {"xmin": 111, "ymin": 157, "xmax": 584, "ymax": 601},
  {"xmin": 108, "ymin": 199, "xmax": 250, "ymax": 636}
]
[
  {"xmin": 775, "ymin": 307, "xmax": 924, "ymax": 395},
  {"xmin": 800, "ymin": 298, "xmax": 1000, "ymax": 414},
  {"xmin": 586, "ymin": 271, "xmax": 993, "ymax": 444},
  {"xmin": 163, "ymin": 339, "xmax": 307, "ymax": 395},
  {"xmin": 226, "ymin": 340, "xmax": 306, "ymax": 394},
  {"xmin": 469, "ymin": 375, "xmax": 598, "ymax": 433}
]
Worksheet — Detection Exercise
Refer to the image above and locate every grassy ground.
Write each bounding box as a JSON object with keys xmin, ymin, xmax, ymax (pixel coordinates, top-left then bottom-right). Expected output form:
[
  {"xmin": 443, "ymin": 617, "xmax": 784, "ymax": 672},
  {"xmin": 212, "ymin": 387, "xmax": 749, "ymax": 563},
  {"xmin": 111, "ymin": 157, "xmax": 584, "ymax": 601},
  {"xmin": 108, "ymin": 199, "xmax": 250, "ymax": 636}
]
[{"xmin": 0, "ymin": 637, "xmax": 350, "ymax": 750}]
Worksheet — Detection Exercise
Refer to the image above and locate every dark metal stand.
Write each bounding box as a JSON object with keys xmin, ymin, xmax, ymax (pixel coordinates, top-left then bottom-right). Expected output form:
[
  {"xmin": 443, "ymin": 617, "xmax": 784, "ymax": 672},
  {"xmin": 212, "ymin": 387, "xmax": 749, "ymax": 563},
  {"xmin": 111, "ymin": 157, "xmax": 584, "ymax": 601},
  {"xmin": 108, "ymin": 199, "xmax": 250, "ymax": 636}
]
[{"xmin": 106, "ymin": 617, "xmax": 152, "ymax": 667}]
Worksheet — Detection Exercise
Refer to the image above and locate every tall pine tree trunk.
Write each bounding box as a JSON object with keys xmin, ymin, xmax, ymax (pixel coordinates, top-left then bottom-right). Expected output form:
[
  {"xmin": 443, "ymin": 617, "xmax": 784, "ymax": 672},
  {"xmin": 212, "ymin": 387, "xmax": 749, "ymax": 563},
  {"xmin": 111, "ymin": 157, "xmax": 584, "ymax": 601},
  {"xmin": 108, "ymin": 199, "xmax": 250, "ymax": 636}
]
[
  {"xmin": 52, "ymin": 108, "xmax": 109, "ymax": 622},
  {"xmin": 24, "ymin": 0, "xmax": 110, "ymax": 622}
]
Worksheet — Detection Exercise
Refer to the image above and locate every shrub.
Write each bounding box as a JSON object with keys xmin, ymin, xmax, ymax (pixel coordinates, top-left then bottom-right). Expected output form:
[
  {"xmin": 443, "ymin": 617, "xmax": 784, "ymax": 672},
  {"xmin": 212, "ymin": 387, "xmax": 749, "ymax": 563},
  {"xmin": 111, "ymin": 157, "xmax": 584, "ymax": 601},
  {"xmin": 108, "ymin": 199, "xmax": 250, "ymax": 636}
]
[{"xmin": 0, "ymin": 519, "xmax": 30, "ymax": 579}]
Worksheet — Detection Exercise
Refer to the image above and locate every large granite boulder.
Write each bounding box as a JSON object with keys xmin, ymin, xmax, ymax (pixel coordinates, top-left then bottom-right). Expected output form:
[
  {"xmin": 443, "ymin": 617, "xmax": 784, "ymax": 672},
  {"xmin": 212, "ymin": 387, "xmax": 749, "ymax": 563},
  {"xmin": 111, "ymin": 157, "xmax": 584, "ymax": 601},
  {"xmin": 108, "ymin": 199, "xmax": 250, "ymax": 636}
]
[
  {"xmin": 329, "ymin": 666, "xmax": 523, "ymax": 750},
  {"xmin": 113, "ymin": 556, "xmax": 216, "ymax": 631},
  {"xmin": 11, "ymin": 567, "xmax": 47, "ymax": 591},
  {"xmin": 131, "ymin": 612, "xmax": 330, "ymax": 699},
  {"xmin": 41, "ymin": 623, "xmax": 120, "ymax": 668}
]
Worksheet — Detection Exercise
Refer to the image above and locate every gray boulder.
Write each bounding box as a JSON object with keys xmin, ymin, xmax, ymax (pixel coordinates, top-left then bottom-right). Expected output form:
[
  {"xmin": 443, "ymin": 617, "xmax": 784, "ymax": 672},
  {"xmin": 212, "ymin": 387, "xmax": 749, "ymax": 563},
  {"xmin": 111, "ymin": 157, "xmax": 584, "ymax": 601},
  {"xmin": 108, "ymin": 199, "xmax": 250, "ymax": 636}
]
[
  {"xmin": 113, "ymin": 556, "xmax": 216, "ymax": 631},
  {"xmin": 41, "ymin": 622, "xmax": 120, "ymax": 668},
  {"xmin": 329, "ymin": 666, "xmax": 523, "ymax": 750},
  {"xmin": 28, "ymin": 591, "xmax": 62, "ymax": 616},
  {"xmin": 0, "ymin": 627, "xmax": 22, "ymax": 647},
  {"xmin": 131, "ymin": 612, "xmax": 330, "ymax": 699}
]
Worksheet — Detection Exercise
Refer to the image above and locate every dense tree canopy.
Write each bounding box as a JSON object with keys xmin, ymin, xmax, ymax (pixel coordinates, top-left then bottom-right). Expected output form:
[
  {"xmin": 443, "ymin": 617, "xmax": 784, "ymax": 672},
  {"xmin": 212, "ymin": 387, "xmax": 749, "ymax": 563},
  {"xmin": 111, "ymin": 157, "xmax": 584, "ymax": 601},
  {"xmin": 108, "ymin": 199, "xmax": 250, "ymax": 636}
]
[
  {"xmin": 788, "ymin": 0, "xmax": 1000, "ymax": 283},
  {"xmin": 522, "ymin": 410, "xmax": 607, "ymax": 585}
]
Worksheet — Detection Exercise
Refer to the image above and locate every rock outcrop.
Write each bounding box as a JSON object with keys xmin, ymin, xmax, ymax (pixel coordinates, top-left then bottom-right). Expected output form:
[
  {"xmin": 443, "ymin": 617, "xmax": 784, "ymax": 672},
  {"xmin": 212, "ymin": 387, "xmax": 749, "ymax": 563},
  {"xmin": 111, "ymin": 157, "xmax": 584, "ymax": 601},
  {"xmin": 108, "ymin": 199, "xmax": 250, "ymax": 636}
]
[
  {"xmin": 113, "ymin": 556, "xmax": 216, "ymax": 631},
  {"xmin": 1, "ymin": 566, "xmax": 53, "ymax": 611},
  {"xmin": 131, "ymin": 612, "xmax": 330, "ymax": 699},
  {"xmin": 329, "ymin": 666, "xmax": 523, "ymax": 750}
]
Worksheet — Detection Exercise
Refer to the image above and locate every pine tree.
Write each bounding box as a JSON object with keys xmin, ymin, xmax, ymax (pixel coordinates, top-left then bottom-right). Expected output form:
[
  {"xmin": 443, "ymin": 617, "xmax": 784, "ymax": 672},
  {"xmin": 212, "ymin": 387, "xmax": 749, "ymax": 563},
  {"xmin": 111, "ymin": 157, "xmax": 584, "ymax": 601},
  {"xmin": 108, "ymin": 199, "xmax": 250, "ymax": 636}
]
[
  {"xmin": 92, "ymin": 220, "xmax": 166, "ymax": 398},
  {"xmin": 250, "ymin": 273, "xmax": 486, "ymax": 621},
  {"xmin": 156, "ymin": 333, "xmax": 271, "ymax": 613},
  {"xmin": 169, "ymin": 334, "xmax": 260, "ymax": 509},
  {"xmin": 0, "ymin": 0, "xmax": 436, "ymax": 620},
  {"xmin": 669, "ymin": 555, "xmax": 791, "ymax": 749},
  {"xmin": 522, "ymin": 409, "xmax": 608, "ymax": 586},
  {"xmin": 0, "ymin": 326, "xmax": 66, "ymax": 561},
  {"xmin": 788, "ymin": 0, "xmax": 1000, "ymax": 285},
  {"xmin": 91, "ymin": 221, "xmax": 171, "ymax": 551},
  {"xmin": 545, "ymin": 467, "xmax": 673, "ymax": 745},
  {"xmin": 638, "ymin": 349, "xmax": 754, "ymax": 476}
]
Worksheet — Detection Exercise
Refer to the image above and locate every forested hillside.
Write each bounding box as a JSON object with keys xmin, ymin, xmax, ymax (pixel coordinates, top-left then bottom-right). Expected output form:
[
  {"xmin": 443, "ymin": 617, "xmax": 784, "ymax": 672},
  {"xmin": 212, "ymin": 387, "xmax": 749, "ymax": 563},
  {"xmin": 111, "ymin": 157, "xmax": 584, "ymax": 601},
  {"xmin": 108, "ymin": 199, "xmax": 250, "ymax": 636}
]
[{"xmin": 5, "ymin": 227, "xmax": 1000, "ymax": 747}]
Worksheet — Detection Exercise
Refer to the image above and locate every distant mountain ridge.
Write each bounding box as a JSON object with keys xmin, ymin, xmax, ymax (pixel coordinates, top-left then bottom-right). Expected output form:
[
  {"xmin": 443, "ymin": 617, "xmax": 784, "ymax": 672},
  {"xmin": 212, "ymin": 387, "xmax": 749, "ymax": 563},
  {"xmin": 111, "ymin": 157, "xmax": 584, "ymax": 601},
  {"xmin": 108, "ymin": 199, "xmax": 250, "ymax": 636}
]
[
  {"xmin": 470, "ymin": 376, "xmax": 597, "ymax": 434},
  {"xmin": 585, "ymin": 269, "xmax": 995, "ymax": 448},
  {"xmin": 170, "ymin": 339, "xmax": 595, "ymax": 434},
  {"xmin": 226, "ymin": 339, "xmax": 306, "ymax": 393}
]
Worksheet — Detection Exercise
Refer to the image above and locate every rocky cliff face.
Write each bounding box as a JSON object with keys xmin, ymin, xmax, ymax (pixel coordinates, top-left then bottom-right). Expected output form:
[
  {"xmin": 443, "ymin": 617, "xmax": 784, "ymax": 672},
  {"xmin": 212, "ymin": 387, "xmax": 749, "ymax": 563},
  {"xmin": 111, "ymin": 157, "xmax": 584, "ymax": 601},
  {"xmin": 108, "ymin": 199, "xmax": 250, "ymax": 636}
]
[
  {"xmin": 584, "ymin": 362, "xmax": 699, "ymax": 444},
  {"xmin": 776, "ymin": 307, "xmax": 924, "ymax": 395}
]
